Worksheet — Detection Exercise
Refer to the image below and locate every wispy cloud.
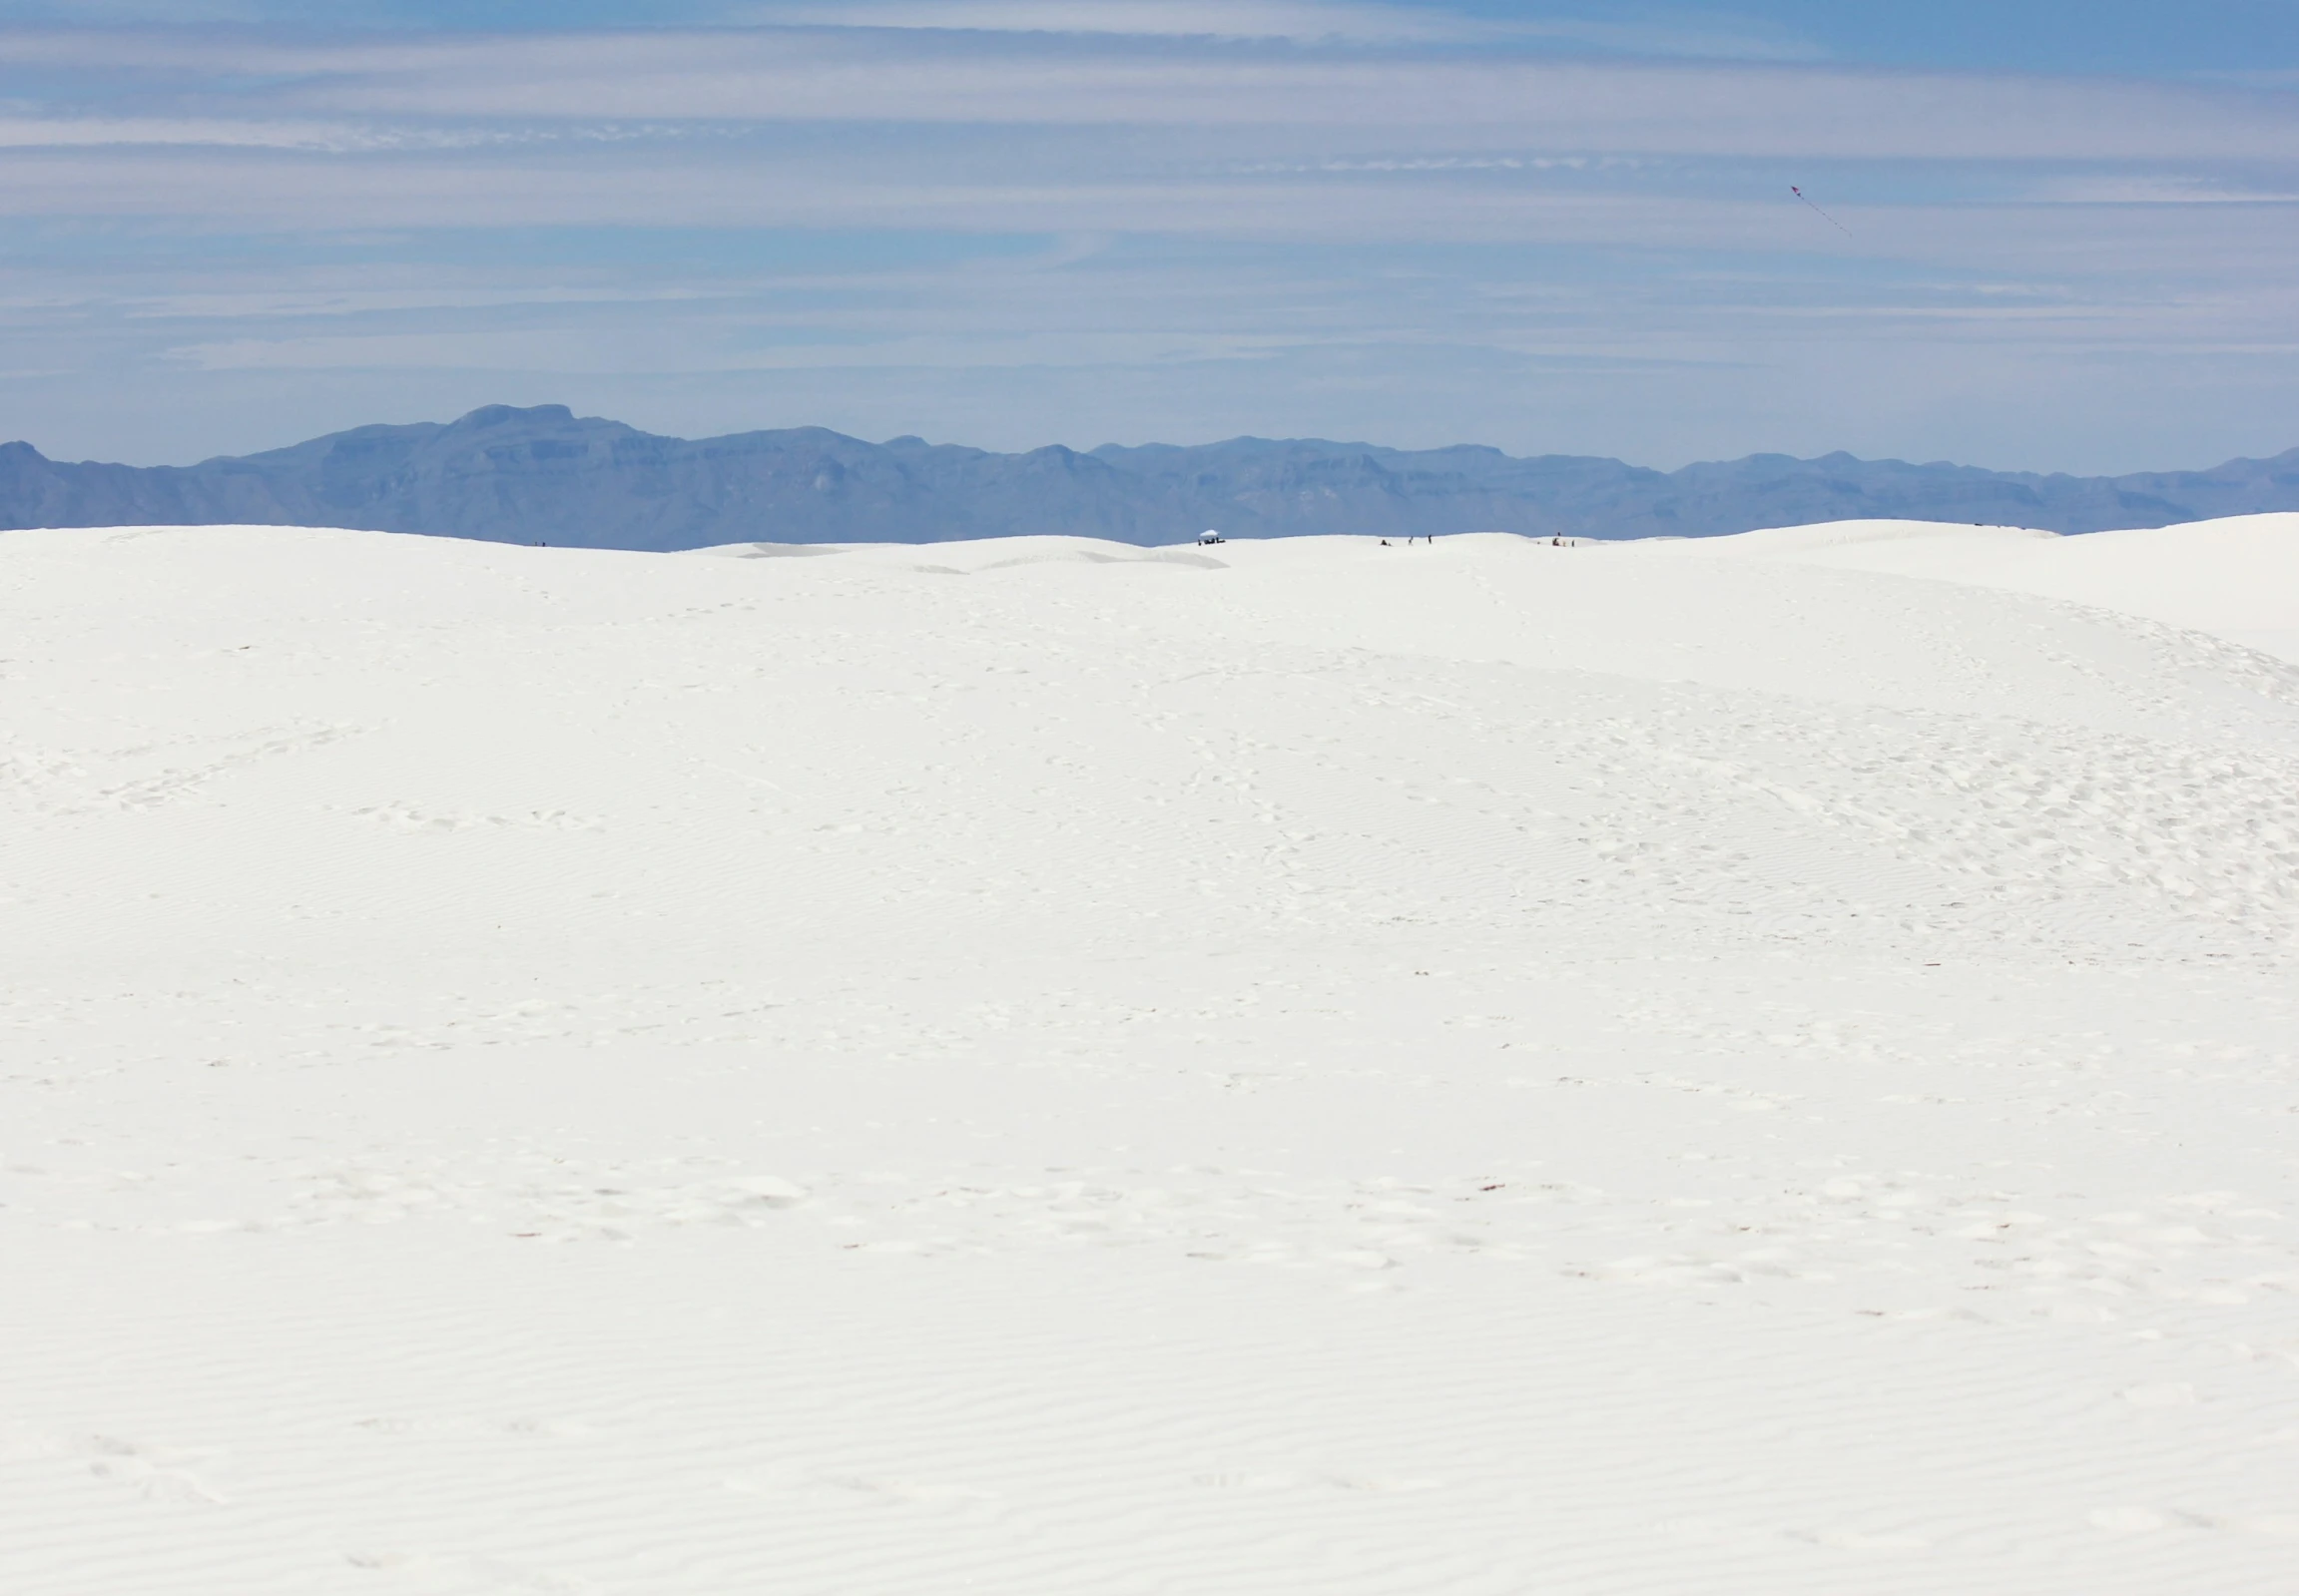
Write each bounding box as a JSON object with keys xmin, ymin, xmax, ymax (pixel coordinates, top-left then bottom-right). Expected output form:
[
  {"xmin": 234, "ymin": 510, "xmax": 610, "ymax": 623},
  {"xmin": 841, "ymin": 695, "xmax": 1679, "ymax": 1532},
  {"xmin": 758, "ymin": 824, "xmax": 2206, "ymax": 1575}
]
[
  {"xmin": 757, "ymin": 1, "xmax": 1483, "ymax": 42},
  {"xmin": 207, "ymin": 46, "xmax": 2299, "ymax": 166},
  {"xmin": 5, "ymin": 24, "xmax": 2298, "ymax": 161},
  {"xmin": 1, "ymin": 9, "xmax": 2297, "ymax": 478},
  {"xmin": 748, "ymin": 0, "xmax": 1823, "ymax": 58},
  {"xmin": 164, "ymin": 324, "xmax": 1306, "ymax": 372},
  {"xmin": 2027, "ymin": 174, "xmax": 2299, "ymax": 205},
  {"xmin": 0, "ymin": 116, "xmax": 533, "ymax": 150},
  {"xmin": 0, "ymin": 113, "xmax": 704, "ymax": 153}
]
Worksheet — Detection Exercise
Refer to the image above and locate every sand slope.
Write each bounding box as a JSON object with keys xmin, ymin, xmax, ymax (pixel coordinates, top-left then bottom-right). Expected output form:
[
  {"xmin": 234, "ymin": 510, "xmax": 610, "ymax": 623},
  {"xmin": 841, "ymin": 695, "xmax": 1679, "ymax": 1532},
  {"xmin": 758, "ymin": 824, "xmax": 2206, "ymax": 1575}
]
[
  {"xmin": 1647, "ymin": 512, "xmax": 2299, "ymax": 662},
  {"xmin": 3, "ymin": 523, "xmax": 2296, "ymax": 1594}
]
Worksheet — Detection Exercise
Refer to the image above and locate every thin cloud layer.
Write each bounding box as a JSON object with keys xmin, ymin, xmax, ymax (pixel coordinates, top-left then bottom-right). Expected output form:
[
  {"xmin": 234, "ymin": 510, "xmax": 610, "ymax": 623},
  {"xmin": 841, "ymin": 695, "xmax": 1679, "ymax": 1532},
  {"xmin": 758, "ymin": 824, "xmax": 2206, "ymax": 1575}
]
[
  {"xmin": 751, "ymin": 0, "xmax": 1820, "ymax": 58},
  {"xmin": 762, "ymin": 1, "xmax": 1479, "ymax": 42},
  {"xmin": 5, "ymin": 27, "xmax": 2294, "ymax": 161},
  {"xmin": 0, "ymin": 5, "xmax": 2294, "ymax": 476}
]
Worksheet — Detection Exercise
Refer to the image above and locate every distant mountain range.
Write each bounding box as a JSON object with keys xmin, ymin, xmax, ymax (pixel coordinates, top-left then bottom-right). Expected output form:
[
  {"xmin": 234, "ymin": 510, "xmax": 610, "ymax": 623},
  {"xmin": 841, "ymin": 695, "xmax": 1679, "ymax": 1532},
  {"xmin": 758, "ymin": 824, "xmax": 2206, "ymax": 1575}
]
[{"xmin": 4, "ymin": 403, "xmax": 2296, "ymax": 548}]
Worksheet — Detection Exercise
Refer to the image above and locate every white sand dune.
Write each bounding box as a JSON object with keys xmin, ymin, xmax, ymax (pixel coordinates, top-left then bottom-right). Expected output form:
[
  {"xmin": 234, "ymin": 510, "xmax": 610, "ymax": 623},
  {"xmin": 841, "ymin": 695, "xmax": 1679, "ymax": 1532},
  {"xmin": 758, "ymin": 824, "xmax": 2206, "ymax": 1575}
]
[
  {"xmin": 1641, "ymin": 512, "xmax": 2299, "ymax": 663},
  {"xmin": 4, "ymin": 520, "xmax": 2297, "ymax": 1594}
]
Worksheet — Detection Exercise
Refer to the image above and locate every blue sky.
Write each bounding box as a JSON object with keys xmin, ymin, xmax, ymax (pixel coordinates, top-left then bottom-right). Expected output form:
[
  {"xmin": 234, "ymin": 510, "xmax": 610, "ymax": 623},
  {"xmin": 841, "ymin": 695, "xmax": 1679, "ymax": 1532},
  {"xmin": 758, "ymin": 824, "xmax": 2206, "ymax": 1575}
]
[{"xmin": 1, "ymin": 3, "xmax": 2295, "ymax": 471}]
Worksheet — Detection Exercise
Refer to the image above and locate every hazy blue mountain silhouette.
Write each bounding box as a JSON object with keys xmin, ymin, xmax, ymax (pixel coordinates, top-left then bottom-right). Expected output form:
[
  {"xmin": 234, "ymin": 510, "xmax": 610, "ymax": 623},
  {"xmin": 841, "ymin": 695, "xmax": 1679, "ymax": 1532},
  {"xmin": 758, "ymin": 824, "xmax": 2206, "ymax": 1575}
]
[{"xmin": 4, "ymin": 403, "xmax": 2296, "ymax": 547}]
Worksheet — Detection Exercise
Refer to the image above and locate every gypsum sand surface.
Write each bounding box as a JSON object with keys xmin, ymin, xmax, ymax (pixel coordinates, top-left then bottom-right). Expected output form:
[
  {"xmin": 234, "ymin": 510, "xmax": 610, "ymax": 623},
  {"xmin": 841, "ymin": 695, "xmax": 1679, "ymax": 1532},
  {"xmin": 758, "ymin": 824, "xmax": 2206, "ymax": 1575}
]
[{"xmin": 3, "ymin": 517, "xmax": 2298, "ymax": 1594}]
